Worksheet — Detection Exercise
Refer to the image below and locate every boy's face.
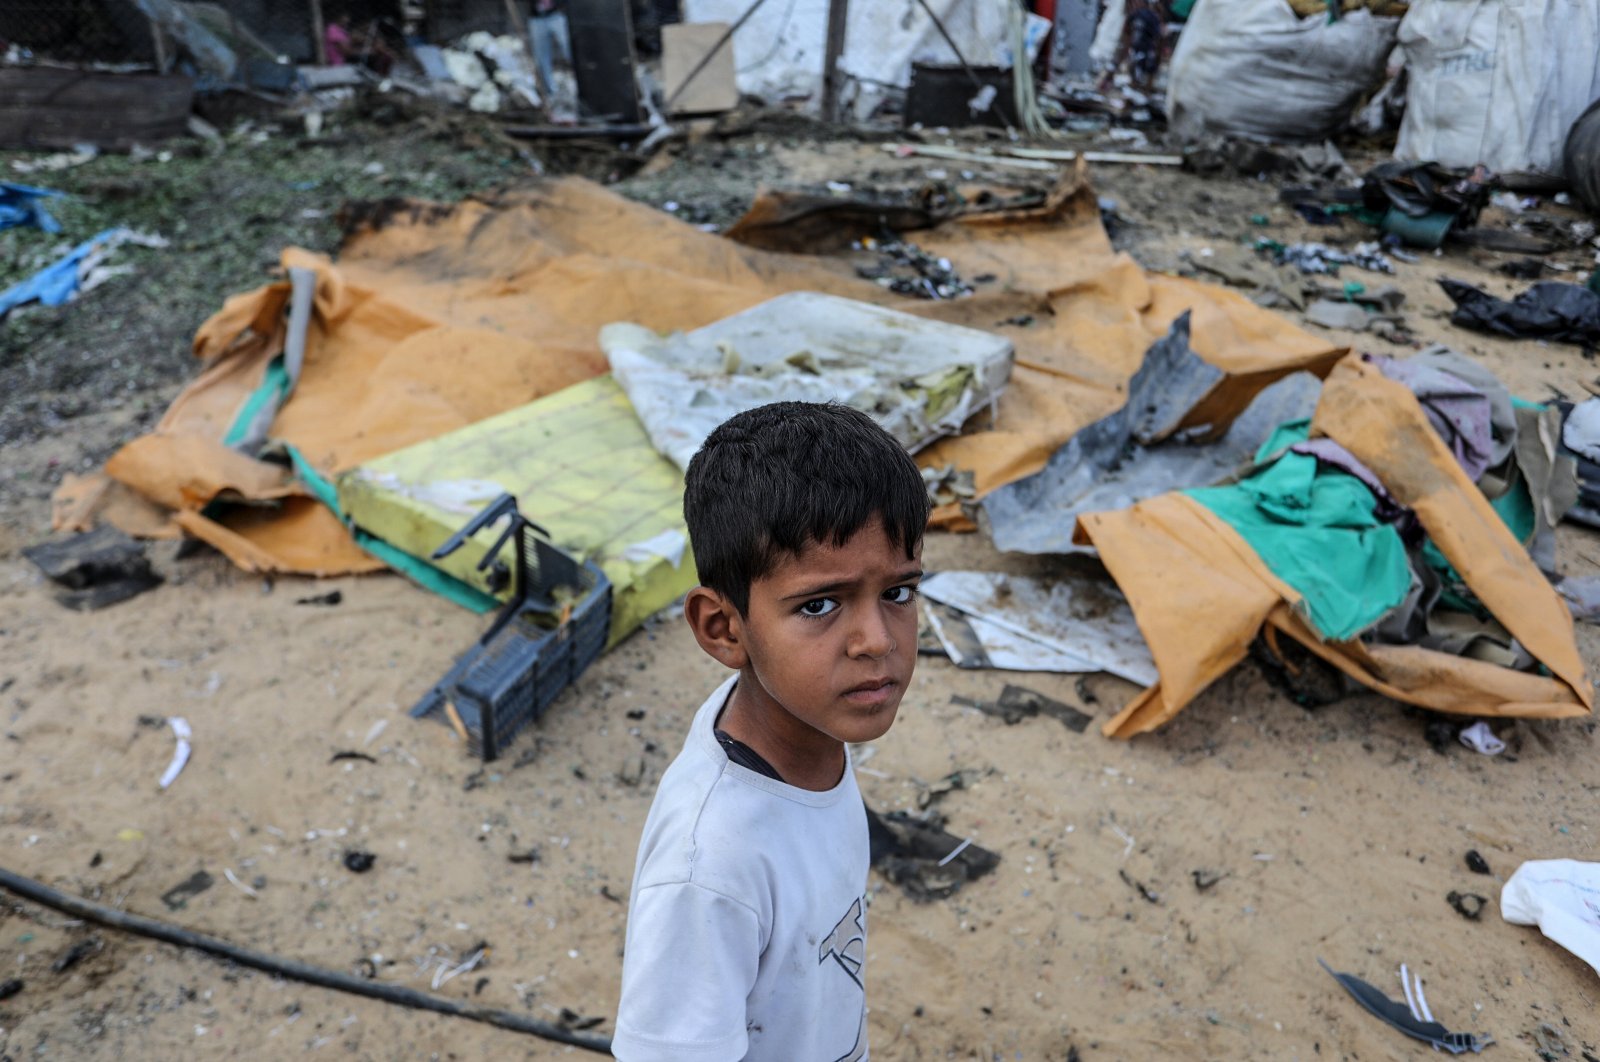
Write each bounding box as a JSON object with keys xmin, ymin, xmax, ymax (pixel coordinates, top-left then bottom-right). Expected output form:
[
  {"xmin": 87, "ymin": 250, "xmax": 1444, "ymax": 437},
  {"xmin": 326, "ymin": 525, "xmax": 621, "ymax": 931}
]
[{"xmin": 728, "ymin": 520, "xmax": 922, "ymax": 747}]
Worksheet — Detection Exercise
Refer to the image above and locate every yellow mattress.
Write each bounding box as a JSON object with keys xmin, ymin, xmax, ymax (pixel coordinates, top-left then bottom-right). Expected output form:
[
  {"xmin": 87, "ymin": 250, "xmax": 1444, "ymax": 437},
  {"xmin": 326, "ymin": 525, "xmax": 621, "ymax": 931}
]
[{"xmin": 337, "ymin": 375, "xmax": 696, "ymax": 645}]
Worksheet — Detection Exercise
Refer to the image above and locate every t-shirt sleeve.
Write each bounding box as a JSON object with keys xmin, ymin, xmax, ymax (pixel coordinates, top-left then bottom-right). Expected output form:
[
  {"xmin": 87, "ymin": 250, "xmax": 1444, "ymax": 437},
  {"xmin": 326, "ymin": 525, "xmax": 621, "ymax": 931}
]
[{"xmin": 613, "ymin": 881, "xmax": 762, "ymax": 1062}]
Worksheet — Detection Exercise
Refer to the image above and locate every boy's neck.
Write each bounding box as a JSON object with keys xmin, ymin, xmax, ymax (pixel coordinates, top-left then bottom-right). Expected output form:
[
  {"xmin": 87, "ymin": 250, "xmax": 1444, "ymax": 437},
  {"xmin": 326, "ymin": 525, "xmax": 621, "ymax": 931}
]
[{"xmin": 719, "ymin": 672, "xmax": 846, "ymax": 792}]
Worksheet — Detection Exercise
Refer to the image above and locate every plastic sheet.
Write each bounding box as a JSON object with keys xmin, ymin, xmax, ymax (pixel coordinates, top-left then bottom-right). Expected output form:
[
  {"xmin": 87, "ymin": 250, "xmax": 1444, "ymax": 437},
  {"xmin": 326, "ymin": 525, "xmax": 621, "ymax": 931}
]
[
  {"xmin": 1441, "ymin": 279, "xmax": 1600, "ymax": 347},
  {"xmin": 981, "ymin": 314, "xmax": 1323, "ymax": 555},
  {"xmin": 919, "ymin": 570, "xmax": 1156, "ymax": 685},
  {"xmin": 1167, "ymin": 0, "xmax": 1398, "ymax": 142},
  {"xmin": 1501, "ymin": 859, "xmax": 1600, "ymax": 978}
]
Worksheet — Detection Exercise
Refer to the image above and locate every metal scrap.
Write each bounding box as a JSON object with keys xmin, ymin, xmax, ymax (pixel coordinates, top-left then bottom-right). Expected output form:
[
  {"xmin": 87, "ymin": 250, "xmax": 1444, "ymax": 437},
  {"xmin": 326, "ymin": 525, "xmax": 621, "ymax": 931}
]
[{"xmin": 854, "ymin": 234, "xmax": 974, "ymax": 299}]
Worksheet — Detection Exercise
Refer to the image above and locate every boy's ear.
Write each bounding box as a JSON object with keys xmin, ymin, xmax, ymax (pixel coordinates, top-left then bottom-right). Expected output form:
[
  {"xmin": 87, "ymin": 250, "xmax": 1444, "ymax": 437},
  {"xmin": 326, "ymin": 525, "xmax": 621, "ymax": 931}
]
[{"xmin": 683, "ymin": 587, "xmax": 749, "ymax": 670}]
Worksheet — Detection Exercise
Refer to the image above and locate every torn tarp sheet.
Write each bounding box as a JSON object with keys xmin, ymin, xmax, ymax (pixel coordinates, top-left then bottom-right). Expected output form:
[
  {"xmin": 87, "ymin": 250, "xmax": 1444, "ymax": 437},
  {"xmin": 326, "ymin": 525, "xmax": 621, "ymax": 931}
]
[
  {"xmin": 920, "ymin": 570, "xmax": 1157, "ymax": 686},
  {"xmin": 684, "ymin": 0, "xmax": 1013, "ymax": 117},
  {"xmin": 0, "ymin": 181, "xmax": 64, "ymax": 233},
  {"xmin": 1076, "ymin": 355, "xmax": 1591, "ymax": 737},
  {"xmin": 982, "ymin": 312, "xmax": 1323, "ymax": 554},
  {"xmin": 0, "ymin": 228, "xmax": 166, "ymax": 319},
  {"xmin": 603, "ymin": 292, "xmax": 1014, "ymax": 472}
]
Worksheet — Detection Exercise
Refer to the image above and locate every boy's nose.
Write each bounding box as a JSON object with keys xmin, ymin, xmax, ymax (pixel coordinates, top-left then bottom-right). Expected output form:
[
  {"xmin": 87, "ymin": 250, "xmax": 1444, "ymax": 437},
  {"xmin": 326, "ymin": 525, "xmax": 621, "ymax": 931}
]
[{"xmin": 848, "ymin": 606, "xmax": 895, "ymax": 659}]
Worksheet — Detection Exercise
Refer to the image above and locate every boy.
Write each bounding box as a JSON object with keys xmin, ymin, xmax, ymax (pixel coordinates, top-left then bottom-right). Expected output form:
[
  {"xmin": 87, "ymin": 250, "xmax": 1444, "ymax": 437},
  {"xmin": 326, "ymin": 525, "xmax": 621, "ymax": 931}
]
[{"xmin": 613, "ymin": 402, "xmax": 930, "ymax": 1061}]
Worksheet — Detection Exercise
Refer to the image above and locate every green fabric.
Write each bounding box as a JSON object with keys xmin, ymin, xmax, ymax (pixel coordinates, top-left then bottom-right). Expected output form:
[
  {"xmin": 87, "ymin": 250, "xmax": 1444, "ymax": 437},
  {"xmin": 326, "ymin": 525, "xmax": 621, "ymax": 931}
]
[
  {"xmin": 1189, "ymin": 422, "xmax": 1411, "ymax": 640},
  {"xmin": 222, "ymin": 358, "xmax": 292, "ymax": 448},
  {"xmin": 1254, "ymin": 417, "xmax": 1313, "ymax": 463},
  {"xmin": 287, "ymin": 446, "xmax": 499, "ymax": 614},
  {"xmin": 1206, "ymin": 397, "xmax": 1552, "ymax": 632},
  {"xmin": 1171, "ymin": 0, "xmax": 1197, "ymax": 19},
  {"xmin": 212, "ymin": 353, "xmax": 497, "ymax": 613}
]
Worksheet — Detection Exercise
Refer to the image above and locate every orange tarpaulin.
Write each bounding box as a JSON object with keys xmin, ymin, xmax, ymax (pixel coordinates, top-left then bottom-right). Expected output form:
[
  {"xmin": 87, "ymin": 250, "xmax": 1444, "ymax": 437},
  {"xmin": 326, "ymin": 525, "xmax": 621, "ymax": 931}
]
[
  {"xmin": 1077, "ymin": 356, "xmax": 1593, "ymax": 736},
  {"xmin": 72, "ymin": 171, "xmax": 1344, "ymax": 574}
]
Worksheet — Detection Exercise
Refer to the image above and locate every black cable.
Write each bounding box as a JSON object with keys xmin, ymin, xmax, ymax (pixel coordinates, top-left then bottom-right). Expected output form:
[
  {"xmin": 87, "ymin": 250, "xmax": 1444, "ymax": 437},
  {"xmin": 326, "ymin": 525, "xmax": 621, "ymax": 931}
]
[{"xmin": 0, "ymin": 865, "xmax": 612, "ymax": 1054}]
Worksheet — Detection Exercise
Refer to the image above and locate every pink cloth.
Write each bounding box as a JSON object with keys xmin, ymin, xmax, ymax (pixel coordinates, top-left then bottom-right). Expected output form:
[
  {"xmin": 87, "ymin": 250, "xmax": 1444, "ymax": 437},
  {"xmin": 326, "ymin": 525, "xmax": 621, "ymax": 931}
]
[{"xmin": 324, "ymin": 22, "xmax": 352, "ymax": 65}]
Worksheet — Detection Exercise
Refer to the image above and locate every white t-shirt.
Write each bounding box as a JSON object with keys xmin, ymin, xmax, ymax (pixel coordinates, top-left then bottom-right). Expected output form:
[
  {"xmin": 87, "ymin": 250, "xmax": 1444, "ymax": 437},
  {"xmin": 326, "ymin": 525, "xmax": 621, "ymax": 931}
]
[{"xmin": 613, "ymin": 675, "xmax": 870, "ymax": 1062}]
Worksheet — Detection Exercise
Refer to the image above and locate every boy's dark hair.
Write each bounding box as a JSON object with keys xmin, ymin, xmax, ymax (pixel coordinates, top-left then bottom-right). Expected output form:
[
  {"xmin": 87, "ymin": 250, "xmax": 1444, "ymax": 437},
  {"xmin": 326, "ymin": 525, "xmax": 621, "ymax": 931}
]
[{"xmin": 684, "ymin": 402, "xmax": 930, "ymax": 615}]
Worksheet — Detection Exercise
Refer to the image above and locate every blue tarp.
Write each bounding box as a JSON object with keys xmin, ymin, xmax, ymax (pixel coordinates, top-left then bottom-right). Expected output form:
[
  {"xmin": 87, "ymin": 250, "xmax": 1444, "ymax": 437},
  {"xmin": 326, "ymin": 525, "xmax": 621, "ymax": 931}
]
[
  {"xmin": 0, "ymin": 228, "xmax": 123, "ymax": 318},
  {"xmin": 0, "ymin": 182, "xmax": 65, "ymax": 234}
]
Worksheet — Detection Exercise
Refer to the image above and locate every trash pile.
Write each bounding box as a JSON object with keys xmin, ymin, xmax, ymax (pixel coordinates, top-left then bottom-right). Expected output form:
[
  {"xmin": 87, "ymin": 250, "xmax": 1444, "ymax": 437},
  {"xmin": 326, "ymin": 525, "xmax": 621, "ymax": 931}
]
[
  {"xmin": 45, "ymin": 164, "xmax": 1348, "ymax": 740},
  {"xmin": 0, "ymin": 1, "xmax": 625, "ymax": 151},
  {"xmin": 1011, "ymin": 344, "xmax": 1592, "ymax": 738},
  {"xmin": 46, "ymin": 133, "xmax": 1597, "ymax": 768},
  {"xmin": 410, "ymin": 32, "xmax": 545, "ymax": 116}
]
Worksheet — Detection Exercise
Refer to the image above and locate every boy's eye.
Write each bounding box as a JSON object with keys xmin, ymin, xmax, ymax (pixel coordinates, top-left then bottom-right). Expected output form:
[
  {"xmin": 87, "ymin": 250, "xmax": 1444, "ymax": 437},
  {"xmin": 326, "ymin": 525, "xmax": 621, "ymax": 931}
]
[
  {"xmin": 883, "ymin": 585, "xmax": 919, "ymax": 605},
  {"xmin": 799, "ymin": 598, "xmax": 838, "ymax": 617}
]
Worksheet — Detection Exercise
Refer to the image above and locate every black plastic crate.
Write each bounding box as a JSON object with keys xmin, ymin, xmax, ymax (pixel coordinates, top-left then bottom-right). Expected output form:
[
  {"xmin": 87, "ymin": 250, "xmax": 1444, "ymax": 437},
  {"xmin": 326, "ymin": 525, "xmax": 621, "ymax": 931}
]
[
  {"xmin": 410, "ymin": 493, "xmax": 613, "ymax": 760},
  {"xmin": 450, "ymin": 564, "xmax": 611, "ymax": 759}
]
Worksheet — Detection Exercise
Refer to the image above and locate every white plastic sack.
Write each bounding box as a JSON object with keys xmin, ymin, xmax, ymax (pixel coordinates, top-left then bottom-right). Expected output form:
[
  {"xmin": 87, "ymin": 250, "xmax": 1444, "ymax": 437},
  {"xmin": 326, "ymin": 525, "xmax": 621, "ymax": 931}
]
[
  {"xmin": 1167, "ymin": 0, "xmax": 1401, "ymax": 142},
  {"xmin": 1501, "ymin": 859, "xmax": 1600, "ymax": 978},
  {"xmin": 1396, "ymin": 0, "xmax": 1600, "ymax": 175},
  {"xmin": 1090, "ymin": 0, "xmax": 1127, "ymax": 69}
]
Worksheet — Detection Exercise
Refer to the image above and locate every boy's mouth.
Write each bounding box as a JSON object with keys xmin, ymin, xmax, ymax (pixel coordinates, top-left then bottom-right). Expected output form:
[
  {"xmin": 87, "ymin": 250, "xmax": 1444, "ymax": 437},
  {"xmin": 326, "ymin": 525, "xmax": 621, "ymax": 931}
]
[{"xmin": 842, "ymin": 677, "xmax": 896, "ymax": 705}]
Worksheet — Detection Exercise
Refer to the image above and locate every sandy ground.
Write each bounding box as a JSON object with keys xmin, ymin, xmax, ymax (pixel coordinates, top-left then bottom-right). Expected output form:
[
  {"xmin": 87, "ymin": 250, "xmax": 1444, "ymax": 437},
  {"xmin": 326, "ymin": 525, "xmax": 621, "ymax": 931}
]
[{"xmin": 3, "ymin": 133, "xmax": 1600, "ymax": 1061}]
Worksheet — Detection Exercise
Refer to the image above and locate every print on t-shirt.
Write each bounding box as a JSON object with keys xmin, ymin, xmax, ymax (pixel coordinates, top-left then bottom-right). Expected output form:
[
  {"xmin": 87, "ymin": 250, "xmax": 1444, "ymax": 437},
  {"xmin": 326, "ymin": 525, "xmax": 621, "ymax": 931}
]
[
  {"xmin": 819, "ymin": 896, "xmax": 865, "ymax": 987},
  {"xmin": 820, "ymin": 896, "xmax": 868, "ymax": 1061}
]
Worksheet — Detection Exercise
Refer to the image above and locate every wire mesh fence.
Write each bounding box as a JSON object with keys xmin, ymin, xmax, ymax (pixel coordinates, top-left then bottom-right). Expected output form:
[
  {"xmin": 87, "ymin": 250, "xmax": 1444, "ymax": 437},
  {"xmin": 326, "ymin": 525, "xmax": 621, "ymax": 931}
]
[{"xmin": 0, "ymin": 0, "xmax": 160, "ymax": 65}]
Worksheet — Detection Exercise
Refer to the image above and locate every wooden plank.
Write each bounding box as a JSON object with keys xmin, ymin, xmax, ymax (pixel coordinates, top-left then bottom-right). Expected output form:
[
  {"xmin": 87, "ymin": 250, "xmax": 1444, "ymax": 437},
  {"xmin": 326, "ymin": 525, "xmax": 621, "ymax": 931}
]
[
  {"xmin": 661, "ymin": 22, "xmax": 739, "ymax": 115},
  {"xmin": 1006, "ymin": 146, "xmax": 1185, "ymax": 165},
  {"xmin": 884, "ymin": 142, "xmax": 1184, "ymax": 168},
  {"xmin": 309, "ymin": 0, "xmax": 327, "ymax": 65},
  {"xmin": 0, "ymin": 67, "xmax": 195, "ymax": 152},
  {"xmin": 883, "ymin": 143, "xmax": 1058, "ymax": 171}
]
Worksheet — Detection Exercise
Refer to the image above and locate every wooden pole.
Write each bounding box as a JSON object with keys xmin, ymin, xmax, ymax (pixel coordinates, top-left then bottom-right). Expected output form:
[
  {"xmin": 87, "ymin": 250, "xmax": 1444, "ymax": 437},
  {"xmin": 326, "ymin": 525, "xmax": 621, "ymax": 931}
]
[
  {"xmin": 148, "ymin": 16, "xmax": 169, "ymax": 73},
  {"xmin": 820, "ymin": 0, "xmax": 849, "ymax": 123},
  {"xmin": 309, "ymin": 0, "xmax": 327, "ymax": 65}
]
